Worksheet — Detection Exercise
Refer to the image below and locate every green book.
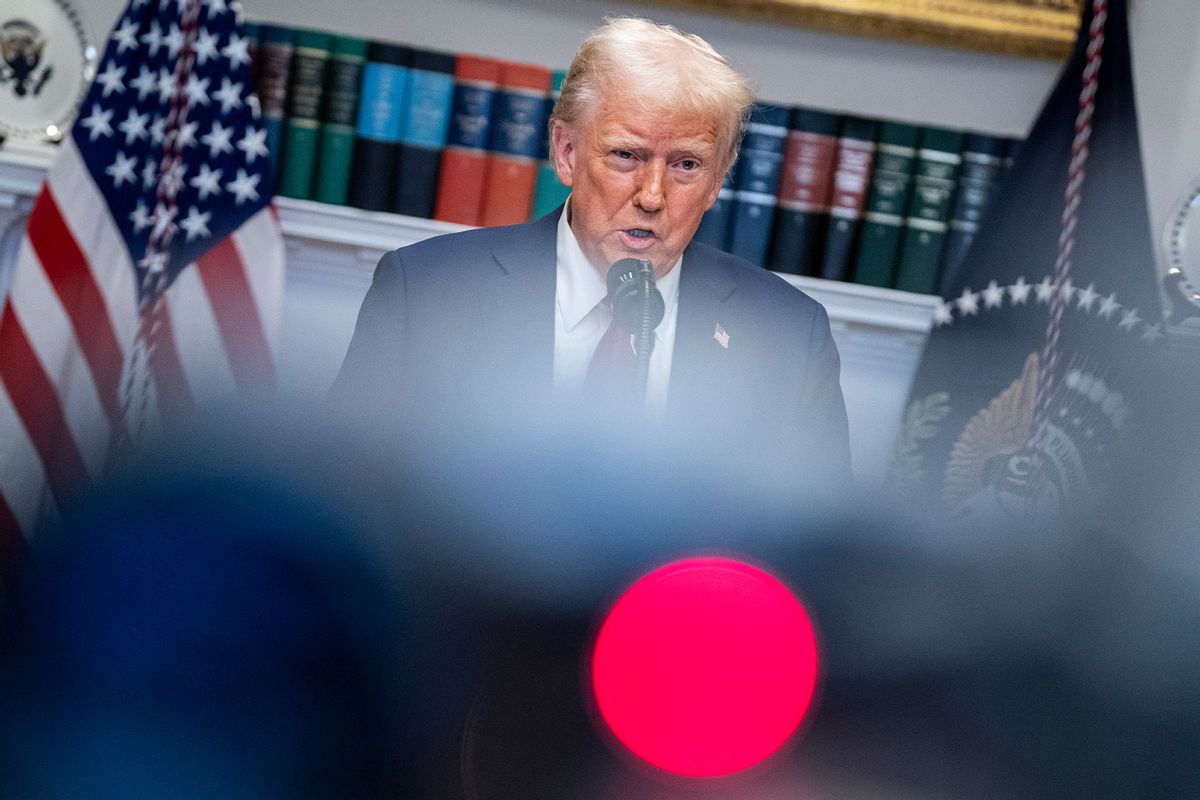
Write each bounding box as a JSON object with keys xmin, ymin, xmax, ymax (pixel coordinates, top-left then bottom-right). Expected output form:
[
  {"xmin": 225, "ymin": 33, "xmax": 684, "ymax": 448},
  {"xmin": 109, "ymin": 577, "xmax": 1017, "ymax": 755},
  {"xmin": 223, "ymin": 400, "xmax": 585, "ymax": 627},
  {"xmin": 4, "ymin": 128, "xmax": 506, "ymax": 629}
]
[
  {"xmin": 279, "ymin": 29, "xmax": 332, "ymax": 199},
  {"xmin": 313, "ymin": 35, "xmax": 368, "ymax": 205},
  {"xmin": 530, "ymin": 69, "xmax": 569, "ymax": 220},
  {"xmin": 894, "ymin": 127, "xmax": 965, "ymax": 294},
  {"xmin": 851, "ymin": 121, "xmax": 920, "ymax": 288}
]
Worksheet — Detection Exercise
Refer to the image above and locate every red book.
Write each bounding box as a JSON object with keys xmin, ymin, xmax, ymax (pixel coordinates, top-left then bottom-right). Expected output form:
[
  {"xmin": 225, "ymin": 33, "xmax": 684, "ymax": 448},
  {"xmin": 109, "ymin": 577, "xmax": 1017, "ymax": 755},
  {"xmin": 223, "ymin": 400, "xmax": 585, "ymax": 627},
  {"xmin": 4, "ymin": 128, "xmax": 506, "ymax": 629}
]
[
  {"xmin": 434, "ymin": 56, "xmax": 503, "ymax": 225},
  {"xmin": 479, "ymin": 62, "xmax": 552, "ymax": 227}
]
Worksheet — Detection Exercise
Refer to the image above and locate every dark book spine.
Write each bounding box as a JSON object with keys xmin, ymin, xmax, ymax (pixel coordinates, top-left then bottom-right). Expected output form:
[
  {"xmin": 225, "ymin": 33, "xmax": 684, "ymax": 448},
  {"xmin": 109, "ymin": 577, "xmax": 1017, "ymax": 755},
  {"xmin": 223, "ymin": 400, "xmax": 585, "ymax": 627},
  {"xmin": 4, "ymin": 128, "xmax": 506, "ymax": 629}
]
[
  {"xmin": 818, "ymin": 116, "xmax": 878, "ymax": 281},
  {"xmin": 530, "ymin": 69, "xmax": 569, "ymax": 220},
  {"xmin": 894, "ymin": 127, "xmax": 965, "ymax": 294},
  {"xmin": 278, "ymin": 29, "xmax": 332, "ymax": 199},
  {"xmin": 254, "ymin": 25, "xmax": 294, "ymax": 187},
  {"xmin": 434, "ymin": 56, "xmax": 502, "ymax": 225},
  {"xmin": 768, "ymin": 108, "xmax": 840, "ymax": 275},
  {"xmin": 727, "ymin": 104, "xmax": 789, "ymax": 266},
  {"xmin": 852, "ymin": 121, "xmax": 920, "ymax": 288},
  {"xmin": 347, "ymin": 43, "xmax": 411, "ymax": 212},
  {"xmin": 392, "ymin": 49, "xmax": 456, "ymax": 218},
  {"xmin": 312, "ymin": 35, "xmax": 367, "ymax": 206},
  {"xmin": 694, "ymin": 165, "xmax": 737, "ymax": 250},
  {"xmin": 939, "ymin": 132, "xmax": 1006, "ymax": 291}
]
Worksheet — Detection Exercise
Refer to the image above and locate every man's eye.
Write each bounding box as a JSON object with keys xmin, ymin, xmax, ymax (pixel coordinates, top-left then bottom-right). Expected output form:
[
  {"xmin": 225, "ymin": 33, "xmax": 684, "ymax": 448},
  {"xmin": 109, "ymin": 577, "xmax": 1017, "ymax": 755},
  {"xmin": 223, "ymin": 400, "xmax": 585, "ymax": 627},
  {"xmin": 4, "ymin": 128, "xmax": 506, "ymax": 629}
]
[
  {"xmin": 678, "ymin": 159, "xmax": 699, "ymax": 170},
  {"xmin": 614, "ymin": 150, "xmax": 634, "ymax": 159}
]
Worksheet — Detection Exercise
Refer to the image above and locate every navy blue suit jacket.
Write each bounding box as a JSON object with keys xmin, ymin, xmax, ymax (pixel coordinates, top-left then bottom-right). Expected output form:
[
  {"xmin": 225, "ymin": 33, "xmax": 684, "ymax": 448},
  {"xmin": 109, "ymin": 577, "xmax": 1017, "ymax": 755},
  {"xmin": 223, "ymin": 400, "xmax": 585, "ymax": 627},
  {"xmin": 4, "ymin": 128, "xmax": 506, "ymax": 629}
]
[{"xmin": 333, "ymin": 207, "xmax": 851, "ymax": 482}]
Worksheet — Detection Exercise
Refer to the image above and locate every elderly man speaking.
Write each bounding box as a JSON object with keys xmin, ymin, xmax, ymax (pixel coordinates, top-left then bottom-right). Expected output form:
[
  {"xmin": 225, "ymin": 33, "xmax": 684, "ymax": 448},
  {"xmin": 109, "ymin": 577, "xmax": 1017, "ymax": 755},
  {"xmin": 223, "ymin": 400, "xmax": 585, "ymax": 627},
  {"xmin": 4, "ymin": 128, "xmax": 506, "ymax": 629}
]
[{"xmin": 334, "ymin": 17, "xmax": 851, "ymax": 483}]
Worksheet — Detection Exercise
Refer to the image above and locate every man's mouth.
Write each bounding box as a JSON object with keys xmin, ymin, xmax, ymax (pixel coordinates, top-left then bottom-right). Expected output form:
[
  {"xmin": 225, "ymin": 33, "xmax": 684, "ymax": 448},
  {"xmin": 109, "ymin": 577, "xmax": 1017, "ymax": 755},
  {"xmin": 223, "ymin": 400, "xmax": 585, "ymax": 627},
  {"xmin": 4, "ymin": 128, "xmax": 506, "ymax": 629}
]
[{"xmin": 626, "ymin": 228, "xmax": 654, "ymax": 239}]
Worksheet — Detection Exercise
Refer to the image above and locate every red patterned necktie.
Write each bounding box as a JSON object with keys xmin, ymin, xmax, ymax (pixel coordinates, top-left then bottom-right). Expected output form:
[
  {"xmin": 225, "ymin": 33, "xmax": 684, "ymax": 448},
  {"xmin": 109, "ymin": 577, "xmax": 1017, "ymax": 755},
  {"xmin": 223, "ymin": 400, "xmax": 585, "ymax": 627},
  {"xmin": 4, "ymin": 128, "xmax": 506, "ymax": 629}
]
[{"xmin": 585, "ymin": 298, "xmax": 636, "ymax": 395}]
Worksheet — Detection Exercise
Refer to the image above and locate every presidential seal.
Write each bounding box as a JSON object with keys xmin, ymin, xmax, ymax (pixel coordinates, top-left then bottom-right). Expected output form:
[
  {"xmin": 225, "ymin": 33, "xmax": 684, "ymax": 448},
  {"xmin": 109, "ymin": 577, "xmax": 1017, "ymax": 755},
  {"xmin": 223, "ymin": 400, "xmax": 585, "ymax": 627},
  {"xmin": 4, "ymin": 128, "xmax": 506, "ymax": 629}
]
[{"xmin": 0, "ymin": 0, "xmax": 93, "ymax": 141}]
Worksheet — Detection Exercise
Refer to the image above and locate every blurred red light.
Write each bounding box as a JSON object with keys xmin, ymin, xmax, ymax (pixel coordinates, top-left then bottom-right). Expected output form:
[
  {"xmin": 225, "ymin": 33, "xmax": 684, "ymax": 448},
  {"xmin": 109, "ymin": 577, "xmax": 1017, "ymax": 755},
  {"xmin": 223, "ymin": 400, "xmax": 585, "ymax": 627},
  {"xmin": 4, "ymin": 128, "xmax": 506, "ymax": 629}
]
[{"xmin": 591, "ymin": 556, "xmax": 818, "ymax": 778}]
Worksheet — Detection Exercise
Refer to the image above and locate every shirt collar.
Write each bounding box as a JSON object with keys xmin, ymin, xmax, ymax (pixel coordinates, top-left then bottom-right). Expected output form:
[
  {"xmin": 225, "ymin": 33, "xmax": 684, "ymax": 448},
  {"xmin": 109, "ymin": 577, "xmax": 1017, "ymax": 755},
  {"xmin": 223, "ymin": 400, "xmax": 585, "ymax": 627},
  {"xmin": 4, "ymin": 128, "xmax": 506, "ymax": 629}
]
[{"xmin": 555, "ymin": 196, "xmax": 682, "ymax": 335}]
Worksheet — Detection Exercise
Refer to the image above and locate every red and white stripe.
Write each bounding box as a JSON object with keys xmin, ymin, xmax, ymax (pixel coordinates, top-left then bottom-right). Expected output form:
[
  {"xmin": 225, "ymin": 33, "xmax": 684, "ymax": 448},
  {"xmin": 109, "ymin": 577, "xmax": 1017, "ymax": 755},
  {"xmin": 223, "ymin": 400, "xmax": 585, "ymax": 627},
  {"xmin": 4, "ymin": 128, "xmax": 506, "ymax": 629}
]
[{"xmin": 0, "ymin": 137, "xmax": 283, "ymax": 546}]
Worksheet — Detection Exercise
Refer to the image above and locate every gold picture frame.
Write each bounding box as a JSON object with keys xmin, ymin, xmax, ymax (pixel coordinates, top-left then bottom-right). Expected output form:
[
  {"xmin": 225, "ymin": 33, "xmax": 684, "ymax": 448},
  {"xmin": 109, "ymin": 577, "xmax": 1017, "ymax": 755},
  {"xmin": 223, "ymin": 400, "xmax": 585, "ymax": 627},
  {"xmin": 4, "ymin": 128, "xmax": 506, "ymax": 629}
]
[{"xmin": 650, "ymin": 0, "xmax": 1083, "ymax": 59}]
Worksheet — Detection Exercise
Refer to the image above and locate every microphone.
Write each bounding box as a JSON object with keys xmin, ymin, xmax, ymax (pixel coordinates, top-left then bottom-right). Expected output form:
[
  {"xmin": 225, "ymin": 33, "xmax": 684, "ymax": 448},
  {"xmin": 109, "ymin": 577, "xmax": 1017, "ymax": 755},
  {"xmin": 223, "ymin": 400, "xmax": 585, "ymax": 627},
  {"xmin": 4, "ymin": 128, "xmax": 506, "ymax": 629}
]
[
  {"xmin": 606, "ymin": 258, "xmax": 664, "ymax": 334},
  {"xmin": 606, "ymin": 258, "xmax": 664, "ymax": 400}
]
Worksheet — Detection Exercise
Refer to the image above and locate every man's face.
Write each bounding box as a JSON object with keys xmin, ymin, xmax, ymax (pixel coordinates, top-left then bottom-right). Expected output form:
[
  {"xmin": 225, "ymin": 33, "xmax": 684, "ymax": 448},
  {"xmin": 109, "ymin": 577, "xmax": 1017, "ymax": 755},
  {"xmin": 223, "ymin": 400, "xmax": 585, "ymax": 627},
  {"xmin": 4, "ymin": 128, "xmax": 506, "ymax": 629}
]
[{"xmin": 550, "ymin": 90, "xmax": 725, "ymax": 280}]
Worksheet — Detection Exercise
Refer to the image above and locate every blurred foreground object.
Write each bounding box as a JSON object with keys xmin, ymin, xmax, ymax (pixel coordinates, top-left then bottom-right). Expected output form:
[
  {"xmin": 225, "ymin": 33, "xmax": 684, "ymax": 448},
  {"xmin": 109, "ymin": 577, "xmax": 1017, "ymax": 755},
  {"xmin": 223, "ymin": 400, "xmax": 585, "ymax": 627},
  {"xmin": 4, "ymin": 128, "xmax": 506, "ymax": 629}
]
[{"xmin": 1, "ymin": 400, "xmax": 1197, "ymax": 798}]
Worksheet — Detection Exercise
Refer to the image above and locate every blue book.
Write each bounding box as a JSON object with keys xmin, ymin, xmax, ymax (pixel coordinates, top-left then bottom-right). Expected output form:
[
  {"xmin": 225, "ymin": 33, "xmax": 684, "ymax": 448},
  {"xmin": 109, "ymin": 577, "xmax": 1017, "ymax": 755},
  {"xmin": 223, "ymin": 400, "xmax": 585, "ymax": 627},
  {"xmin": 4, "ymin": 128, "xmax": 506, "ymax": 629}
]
[
  {"xmin": 391, "ymin": 49, "xmax": 456, "ymax": 218},
  {"xmin": 727, "ymin": 104, "xmax": 789, "ymax": 266},
  {"xmin": 347, "ymin": 42, "xmax": 410, "ymax": 211}
]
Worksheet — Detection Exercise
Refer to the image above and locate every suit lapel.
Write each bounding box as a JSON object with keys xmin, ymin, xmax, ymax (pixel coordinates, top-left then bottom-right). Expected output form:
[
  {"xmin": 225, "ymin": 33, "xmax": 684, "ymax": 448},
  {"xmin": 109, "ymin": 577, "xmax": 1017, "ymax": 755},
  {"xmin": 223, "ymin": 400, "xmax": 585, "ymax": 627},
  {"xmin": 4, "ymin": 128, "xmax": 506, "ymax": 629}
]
[
  {"xmin": 477, "ymin": 209, "xmax": 561, "ymax": 396},
  {"xmin": 669, "ymin": 245, "xmax": 739, "ymax": 415}
]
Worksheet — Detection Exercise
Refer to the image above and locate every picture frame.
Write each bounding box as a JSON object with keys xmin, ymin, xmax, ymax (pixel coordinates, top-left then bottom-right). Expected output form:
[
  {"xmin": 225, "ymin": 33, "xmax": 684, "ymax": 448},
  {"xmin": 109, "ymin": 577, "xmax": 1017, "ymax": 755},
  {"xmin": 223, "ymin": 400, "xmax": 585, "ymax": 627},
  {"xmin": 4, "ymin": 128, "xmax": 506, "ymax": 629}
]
[{"xmin": 651, "ymin": 0, "xmax": 1083, "ymax": 59}]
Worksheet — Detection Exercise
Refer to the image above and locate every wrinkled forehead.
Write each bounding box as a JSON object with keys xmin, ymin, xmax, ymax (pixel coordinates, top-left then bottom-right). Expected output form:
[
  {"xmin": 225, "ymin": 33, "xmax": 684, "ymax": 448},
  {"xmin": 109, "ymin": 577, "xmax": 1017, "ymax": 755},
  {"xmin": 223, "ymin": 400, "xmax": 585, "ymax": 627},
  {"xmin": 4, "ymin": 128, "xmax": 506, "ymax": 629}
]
[{"xmin": 583, "ymin": 80, "xmax": 733, "ymax": 156}]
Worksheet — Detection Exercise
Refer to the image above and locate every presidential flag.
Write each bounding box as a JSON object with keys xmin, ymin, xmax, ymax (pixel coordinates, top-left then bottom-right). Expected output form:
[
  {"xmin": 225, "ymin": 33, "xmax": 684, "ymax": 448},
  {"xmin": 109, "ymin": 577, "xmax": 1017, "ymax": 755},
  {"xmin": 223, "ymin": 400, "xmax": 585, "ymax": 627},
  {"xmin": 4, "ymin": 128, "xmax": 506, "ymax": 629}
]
[
  {"xmin": 891, "ymin": 0, "xmax": 1164, "ymax": 520},
  {"xmin": 0, "ymin": 0, "xmax": 284, "ymax": 551}
]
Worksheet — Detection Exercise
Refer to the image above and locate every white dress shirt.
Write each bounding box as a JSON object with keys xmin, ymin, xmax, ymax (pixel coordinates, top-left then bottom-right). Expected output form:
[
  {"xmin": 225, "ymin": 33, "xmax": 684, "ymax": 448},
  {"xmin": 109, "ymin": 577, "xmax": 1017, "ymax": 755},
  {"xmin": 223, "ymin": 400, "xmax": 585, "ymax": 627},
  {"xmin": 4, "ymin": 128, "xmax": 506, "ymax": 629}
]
[{"xmin": 553, "ymin": 199, "xmax": 680, "ymax": 413}]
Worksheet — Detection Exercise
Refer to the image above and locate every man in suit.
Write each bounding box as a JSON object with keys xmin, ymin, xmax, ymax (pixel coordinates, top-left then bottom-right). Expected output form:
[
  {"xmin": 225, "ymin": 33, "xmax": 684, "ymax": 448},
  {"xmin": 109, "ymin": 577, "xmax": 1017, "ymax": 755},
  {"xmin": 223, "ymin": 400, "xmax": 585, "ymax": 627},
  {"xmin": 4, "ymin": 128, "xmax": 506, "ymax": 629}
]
[{"xmin": 334, "ymin": 17, "xmax": 851, "ymax": 485}]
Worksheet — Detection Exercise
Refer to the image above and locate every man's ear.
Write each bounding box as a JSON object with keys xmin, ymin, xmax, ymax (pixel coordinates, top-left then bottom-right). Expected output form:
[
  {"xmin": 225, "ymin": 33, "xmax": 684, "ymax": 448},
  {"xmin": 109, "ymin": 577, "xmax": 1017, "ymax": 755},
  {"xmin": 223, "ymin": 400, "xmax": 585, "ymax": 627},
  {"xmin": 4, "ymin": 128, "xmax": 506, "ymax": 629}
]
[{"xmin": 550, "ymin": 121, "xmax": 576, "ymax": 188}]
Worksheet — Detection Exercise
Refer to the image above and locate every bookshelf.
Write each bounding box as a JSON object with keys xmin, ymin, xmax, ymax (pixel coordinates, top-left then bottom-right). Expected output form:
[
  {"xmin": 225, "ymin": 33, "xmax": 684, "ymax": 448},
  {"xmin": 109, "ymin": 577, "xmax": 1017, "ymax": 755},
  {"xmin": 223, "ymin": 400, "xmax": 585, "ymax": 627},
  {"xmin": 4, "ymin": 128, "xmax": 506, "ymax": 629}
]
[{"xmin": 0, "ymin": 143, "xmax": 936, "ymax": 483}]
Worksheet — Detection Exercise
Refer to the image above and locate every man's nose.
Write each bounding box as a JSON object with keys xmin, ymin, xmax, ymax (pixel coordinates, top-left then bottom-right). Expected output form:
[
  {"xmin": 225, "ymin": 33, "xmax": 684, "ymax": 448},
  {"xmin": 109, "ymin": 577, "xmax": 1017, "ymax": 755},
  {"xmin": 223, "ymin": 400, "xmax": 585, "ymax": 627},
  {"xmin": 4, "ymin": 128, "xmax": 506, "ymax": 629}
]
[{"xmin": 634, "ymin": 161, "xmax": 666, "ymax": 212}]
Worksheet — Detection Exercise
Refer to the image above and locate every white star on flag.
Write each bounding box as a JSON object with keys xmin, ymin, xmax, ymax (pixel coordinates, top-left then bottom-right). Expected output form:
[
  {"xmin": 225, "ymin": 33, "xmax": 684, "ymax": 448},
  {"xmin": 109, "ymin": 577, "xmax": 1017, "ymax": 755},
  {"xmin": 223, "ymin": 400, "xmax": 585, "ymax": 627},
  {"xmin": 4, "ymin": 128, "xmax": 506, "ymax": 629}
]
[
  {"xmin": 933, "ymin": 301, "xmax": 954, "ymax": 327},
  {"xmin": 982, "ymin": 280, "xmax": 1005, "ymax": 308},
  {"xmin": 1034, "ymin": 276, "xmax": 1055, "ymax": 303},
  {"xmin": 201, "ymin": 119, "xmax": 235, "ymax": 157},
  {"xmin": 117, "ymin": 107, "xmax": 149, "ymax": 145},
  {"xmin": 95, "ymin": 62, "xmax": 126, "ymax": 97},
  {"xmin": 190, "ymin": 163, "xmax": 223, "ymax": 200},
  {"xmin": 193, "ymin": 27, "xmax": 219, "ymax": 64},
  {"xmin": 1008, "ymin": 276, "xmax": 1031, "ymax": 304},
  {"xmin": 236, "ymin": 127, "xmax": 269, "ymax": 163},
  {"xmin": 179, "ymin": 206, "xmax": 212, "ymax": 241},
  {"xmin": 1076, "ymin": 282, "xmax": 1099, "ymax": 312},
  {"xmin": 79, "ymin": 104, "xmax": 114, "ymax": 141},
  {"xmin": 112, "ymin": 19, "xmax": 139, "ymax": 52},
  {"xmin": 131, "ymin": 64, "xmax": 157, "ymax": 100},
  {"xmin": 955, "ymin": 287, "xmax": 979, "ymax": 316},
  {"xmin": 212, "ymin": 77, "xmax": 243, "ymax": 113},
  {"xmin": 226, "ymin": 168, "xmax": 261, "ymax": 204},
  {"xmin": 1097, "ymin": 291, "xmax": 1120, "ymax": 320},
  {"xmin": 105, "ymin": 151, "xmax": 139, "ymax": 188}
]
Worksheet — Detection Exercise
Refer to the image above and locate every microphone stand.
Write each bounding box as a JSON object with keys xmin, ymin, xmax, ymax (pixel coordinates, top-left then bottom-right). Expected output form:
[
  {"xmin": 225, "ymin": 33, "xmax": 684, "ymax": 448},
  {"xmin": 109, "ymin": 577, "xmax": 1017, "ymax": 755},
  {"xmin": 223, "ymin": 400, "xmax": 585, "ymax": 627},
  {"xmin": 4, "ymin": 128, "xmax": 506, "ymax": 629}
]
[
  {"xmin": 607, "ymin": 257, "xmax": 664, "ymax": 404},
  {"xmin": 634, "ymin": 259, "xmax": 656, "ymax": 400}
]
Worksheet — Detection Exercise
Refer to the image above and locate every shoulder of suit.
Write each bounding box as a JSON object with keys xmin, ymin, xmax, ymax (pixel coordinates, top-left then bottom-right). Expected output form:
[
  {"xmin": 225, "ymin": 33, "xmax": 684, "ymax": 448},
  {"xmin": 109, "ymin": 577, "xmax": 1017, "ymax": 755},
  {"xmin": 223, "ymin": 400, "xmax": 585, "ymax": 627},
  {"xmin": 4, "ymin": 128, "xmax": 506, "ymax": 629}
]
[
  {"xmin": 688, "ymin": 241, "xmax": 826, "ymax": 314},
  {"xmin": 388, "ymin": 222, "xmax": 529, "ymax": 263}
]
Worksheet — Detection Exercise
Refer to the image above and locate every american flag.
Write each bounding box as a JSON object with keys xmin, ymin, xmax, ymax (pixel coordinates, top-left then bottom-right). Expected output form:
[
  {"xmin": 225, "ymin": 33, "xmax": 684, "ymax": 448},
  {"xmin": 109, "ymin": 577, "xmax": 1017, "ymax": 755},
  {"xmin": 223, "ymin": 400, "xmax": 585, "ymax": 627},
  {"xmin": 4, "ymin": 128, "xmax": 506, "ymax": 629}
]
[{"xmin": 0, "ymin": 0, "xmax": 284, "ymax": 552}]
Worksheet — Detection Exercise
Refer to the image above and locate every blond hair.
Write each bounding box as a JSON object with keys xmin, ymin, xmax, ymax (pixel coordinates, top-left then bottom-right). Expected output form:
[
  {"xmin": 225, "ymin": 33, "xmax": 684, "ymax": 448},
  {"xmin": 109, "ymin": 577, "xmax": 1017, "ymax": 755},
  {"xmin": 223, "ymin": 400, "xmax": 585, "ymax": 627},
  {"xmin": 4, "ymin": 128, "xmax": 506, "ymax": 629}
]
[{"xmin": 550, "ymin": 17, "xmax": 754, "ymax": 173}]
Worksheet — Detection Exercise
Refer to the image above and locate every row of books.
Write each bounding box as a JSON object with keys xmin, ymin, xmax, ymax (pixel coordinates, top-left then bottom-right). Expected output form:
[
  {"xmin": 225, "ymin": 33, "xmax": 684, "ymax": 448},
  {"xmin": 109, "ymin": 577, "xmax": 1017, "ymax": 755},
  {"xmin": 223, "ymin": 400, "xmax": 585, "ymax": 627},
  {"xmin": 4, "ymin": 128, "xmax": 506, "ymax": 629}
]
[
  {"xmin": 246, "ymin": 23, "xmax": 1021, "ymax": 295},
  {"xmin": 695, "ymin": 108, "xmax": 1022, "ymax": 294},
  {"xmin": 246, "ymin": 24, "xmax": 569, "ymax": 227}
]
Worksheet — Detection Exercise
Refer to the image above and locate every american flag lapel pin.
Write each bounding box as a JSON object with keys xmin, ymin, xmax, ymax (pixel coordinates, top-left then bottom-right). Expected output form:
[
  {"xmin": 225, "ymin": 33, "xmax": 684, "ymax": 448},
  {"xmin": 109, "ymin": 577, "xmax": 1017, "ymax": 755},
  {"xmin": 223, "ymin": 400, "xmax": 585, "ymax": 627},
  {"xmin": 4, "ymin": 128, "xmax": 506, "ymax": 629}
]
[{"xmin": 713, "ymin": 323, "xmax": 730, "ymax": 349}]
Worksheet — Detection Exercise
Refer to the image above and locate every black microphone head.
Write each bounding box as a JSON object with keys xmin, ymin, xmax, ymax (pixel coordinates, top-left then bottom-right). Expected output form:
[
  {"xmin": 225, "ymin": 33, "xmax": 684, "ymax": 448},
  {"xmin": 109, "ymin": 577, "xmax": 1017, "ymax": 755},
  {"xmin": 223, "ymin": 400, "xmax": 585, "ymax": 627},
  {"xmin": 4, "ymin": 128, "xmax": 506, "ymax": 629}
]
[{"xmin": 607, "ymin": 258, "xmax": 664, "ymax": 333}]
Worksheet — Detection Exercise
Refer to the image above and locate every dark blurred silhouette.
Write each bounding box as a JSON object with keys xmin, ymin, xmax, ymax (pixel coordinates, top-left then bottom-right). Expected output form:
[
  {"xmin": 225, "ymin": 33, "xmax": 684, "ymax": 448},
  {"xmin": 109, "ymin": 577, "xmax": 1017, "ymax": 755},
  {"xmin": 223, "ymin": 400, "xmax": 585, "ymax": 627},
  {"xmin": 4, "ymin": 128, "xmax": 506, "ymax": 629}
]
[{"xmin": 1, "ymin": 391, "xmax": 1196, "ymax": 798}]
